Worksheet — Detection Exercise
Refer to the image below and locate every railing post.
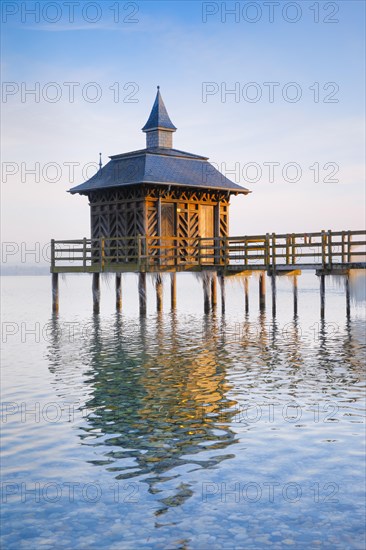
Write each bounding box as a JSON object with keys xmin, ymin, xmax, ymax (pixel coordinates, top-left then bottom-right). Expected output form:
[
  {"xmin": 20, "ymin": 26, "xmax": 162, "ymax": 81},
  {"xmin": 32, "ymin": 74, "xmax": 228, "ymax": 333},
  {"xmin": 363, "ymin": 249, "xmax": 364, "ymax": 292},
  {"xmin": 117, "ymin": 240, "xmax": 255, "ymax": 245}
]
[
  {"xmin": 341, "ymin": 231, "xmax": 345, "ymax": 263},
  {"xmin": 51, "ymin": 239, "xmax": 55, "ymax": 271},
  {"xmin": 327, "ymin": 229, "xmax": 332, "ymax": 268},
  {"xmin": 347, "ymin": 231, "xmax": 352, "ymax": 263},
  {"xmin": 265, "ymin": 233, "xmax": 270, "ymax": 267},
  {"xmin": 137, "ymin": 235, "xmax": 142, "ymax": 269},
  {"xmin": 271, "ymin": 232, "xmax": 276, "ymax": 270},
  {"xmin": 100, "ymin": 237, "xmax": 105, "ymax": 272},
  {"xmin": 286, "ymin": 235, "xmax": 290, "ymax": 264},
  {"xmin": 223, "ymin": 236, "xmax": 228, "ymax": 266},
  {"xmin": 244, "ymin": 237, "xmax": 248, "ymax": 266},
  {"xmin": 291, "ymin": 234, "xmax": 296, "ymax": 265},
  {"xmin": 321, "ymin": 230, "xmax": 326, "ymax": 268},
  {"xmin": 83, "ymin": 237, "xmax": 87, "ymax": 271}
]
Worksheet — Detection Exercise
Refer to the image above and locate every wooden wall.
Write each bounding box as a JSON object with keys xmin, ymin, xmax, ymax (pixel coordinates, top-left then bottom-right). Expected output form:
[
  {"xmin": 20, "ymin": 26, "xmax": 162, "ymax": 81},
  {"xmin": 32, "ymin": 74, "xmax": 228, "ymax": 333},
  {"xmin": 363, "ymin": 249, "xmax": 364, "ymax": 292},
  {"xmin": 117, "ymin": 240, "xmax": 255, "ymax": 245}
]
[{"xmin": 88, "ymin": 185, "xmax": 230, "ymax": 261}]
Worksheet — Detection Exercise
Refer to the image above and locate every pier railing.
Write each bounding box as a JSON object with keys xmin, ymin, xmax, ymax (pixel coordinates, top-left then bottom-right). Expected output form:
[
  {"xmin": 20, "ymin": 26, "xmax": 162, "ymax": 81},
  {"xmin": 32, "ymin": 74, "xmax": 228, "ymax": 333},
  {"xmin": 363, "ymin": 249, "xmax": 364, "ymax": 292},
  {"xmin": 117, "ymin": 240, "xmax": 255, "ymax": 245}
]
[{"xmin": 51, "ymin": 230, "xmax": 366, "ymax": 273}]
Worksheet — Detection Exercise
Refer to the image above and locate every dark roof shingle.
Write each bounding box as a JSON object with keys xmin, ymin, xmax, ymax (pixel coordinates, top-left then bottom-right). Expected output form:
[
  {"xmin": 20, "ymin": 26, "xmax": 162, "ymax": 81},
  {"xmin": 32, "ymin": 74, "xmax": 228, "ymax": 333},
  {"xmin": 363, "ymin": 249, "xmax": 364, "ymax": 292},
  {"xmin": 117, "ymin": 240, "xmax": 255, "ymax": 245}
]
[{"xmin": 69, "ymin": 148, "xmax": 250, "ymax": 195}]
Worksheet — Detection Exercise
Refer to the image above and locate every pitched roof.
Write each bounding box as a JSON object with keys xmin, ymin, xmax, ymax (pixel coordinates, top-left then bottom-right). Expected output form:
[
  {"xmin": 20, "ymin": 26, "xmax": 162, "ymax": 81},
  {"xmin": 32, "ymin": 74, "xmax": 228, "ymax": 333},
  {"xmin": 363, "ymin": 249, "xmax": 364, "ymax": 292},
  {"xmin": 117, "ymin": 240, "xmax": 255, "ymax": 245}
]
[
  {"xmin": 69, "ymin": 148, "xmax": 250, "ymax": 195},
  {"xmin": 142, "ymin": 87, "xmax": 177, "ymax": 132}
]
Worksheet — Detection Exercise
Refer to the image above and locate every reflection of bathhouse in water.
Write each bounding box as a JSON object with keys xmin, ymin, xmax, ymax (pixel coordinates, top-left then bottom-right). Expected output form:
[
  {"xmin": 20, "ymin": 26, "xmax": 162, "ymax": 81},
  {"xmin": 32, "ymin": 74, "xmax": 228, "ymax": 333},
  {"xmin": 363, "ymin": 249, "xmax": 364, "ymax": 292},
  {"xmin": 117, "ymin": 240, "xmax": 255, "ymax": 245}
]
[{"xmin": 47, "ymin": 313, "xmax": 238, "ymax": 514}]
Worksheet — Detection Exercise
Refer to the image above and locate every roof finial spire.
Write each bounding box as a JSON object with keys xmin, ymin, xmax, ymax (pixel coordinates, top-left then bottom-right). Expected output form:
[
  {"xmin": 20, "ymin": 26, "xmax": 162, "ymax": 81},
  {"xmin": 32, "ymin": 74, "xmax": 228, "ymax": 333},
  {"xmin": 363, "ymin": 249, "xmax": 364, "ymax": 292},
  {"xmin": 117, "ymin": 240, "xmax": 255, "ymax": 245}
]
[
  {"xmin": 142, "ymin": 88, "xmax": 176, "ymax": 133},
  {"xmin": 99, "ymin": 152, "xmax": 102, "ymax": 171},
  {"xmin": 157, "ymin": 85, "xmax": 160, "ymax": 90}
]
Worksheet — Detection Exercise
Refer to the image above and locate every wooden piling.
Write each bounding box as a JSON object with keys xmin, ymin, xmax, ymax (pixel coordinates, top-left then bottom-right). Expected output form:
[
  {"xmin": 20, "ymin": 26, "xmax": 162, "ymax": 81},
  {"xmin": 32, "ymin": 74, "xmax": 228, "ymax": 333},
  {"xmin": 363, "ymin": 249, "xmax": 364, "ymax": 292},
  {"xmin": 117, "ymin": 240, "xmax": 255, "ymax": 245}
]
[
  {"xmin": 52, "ymin": 273, "xmax": 59, "ymax": 313},
  {"xmin": 219, "ymin": 274, "xmax": 226, "ymax": 314},
  {"xmin": 211, "ymin": 273, "xmax": 217, "ymax": 309},
  {"xmin": 320, "ymin": 274, "xmax": 325, "ymax": 318},
  {"xmin": 116, "ymin": 274, "xmax": 122, "ymax": 311},
  {"xmin": 156, "ymin": 274, "xmax": 163, "ymax": 312},
  {"xmin": 244, "ymin": 277, "xmax": 249, "ymax": 314},
  {"xmin": 170, "ymin": 273, "xmax": 177, "ymax": 310},
  {"xmin": 345, "ymin": 274, "xmax": 350, "ymax": 317},
  {"xmin": 203, "ymin": 275, "xmax": 211, "ymax": 314},
  {"xmin": 271, "ymin": 273, "xmax": 276, "ymax": 316},
  {"xmin": 92, "ymin": 273, "xmax": 100, "ymax": 314},
  {"xmin": 259, "ymin": 272, "xmax": 266, "ymax": 311},
  {"xmin": 138, "ymin": 272, "xmax": 147, "ymax": 315},
  {"xmin": 293, "ymin": 275, "xmax": 298, "ymax": 316}
]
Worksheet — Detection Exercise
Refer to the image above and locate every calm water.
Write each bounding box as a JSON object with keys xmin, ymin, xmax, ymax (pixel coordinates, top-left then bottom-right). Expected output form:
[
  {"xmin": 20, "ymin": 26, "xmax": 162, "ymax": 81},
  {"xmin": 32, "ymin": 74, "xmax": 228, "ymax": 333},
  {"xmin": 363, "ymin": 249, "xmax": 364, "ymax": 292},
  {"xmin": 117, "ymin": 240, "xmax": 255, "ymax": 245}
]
[{"xmin": 1, "ymin": 273, "xmax": 365, "ymax": 550}]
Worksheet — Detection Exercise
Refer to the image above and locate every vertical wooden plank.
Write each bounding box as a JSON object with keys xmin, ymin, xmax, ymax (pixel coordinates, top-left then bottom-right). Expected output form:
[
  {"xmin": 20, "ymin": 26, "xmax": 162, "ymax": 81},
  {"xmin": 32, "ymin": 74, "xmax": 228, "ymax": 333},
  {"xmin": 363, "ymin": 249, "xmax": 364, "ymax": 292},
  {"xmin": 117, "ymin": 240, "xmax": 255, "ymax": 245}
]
[
  {"xmin": 170, "ymin": 272, "xmax": 177, "ymax": 310},
  {"xmin": 83, "ymin": 238, "xmax": 87, "ymax": 270},
  {"xmin": 100, "ymin": 237, "xmax": 105, "ymax": 272},
  {"xmin": 347, "ymin": 231, "xmax": 352, "ymax": 263},
  {"xmin": 51, "ymin": 239, "xmax": 55, "ymax": 272},
  {"xmin": 138, "ymin": 272, "xmax": 147, "ymax": 315},
  {"xmin": 321, "ymin": 230, "xmax": 326, "ymax": 268},
  {"xmin": 214, "ymin": 202, "xmax": 220, "ymax": 265},
  {"xmin": 271, "ymin": 232, "xmax": 276, "ymax": 269},
  {"xmin": 328, "ymin": 229, "xmax": 332, "ymax": 268},
  {"xmin": 265, "ymin": 233, "xmax": 270, "ymax": 266},
  {"xmin": 137, "ymin": 235, "xmax": 142, "ymax": 269},
  {"xmin": 116, "ymin": 273, "xmax": 122, "ymax": 311},
  {"xmin": 52, "ymin": 273, "xmax": 59, "ymax": 313},
  {"xmin": 341, "ymin": 231, "xmax": 345, "ymax": 263},
  {"xmin": 92, "ymin": 273, "xmax": 100, "ymax": 314},
  {"xmin": 157, "ymin": 196, "xmax": 161, "ymax": 265},
  {"xmin": 259, "ymin": 272, "xmax": 266, "ymax": 311}
]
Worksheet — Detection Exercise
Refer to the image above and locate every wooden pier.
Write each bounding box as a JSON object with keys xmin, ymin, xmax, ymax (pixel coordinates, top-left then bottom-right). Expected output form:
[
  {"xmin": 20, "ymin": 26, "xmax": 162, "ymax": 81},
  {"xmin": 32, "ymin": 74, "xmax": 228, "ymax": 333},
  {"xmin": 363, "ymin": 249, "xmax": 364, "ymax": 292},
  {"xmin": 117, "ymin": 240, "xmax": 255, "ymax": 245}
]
[{"xmin": 50, "ymin": 229, "xmax": 365, "ymax": 315}]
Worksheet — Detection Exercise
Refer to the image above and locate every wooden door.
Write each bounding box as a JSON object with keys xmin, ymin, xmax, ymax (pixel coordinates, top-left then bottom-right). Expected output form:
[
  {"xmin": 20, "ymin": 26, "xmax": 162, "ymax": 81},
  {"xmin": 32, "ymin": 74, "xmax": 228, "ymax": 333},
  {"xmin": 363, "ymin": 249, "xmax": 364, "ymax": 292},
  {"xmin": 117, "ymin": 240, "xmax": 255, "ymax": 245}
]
[{"xmin": 199, "ymin": 205, "xmax": 214, "ymax": 264}]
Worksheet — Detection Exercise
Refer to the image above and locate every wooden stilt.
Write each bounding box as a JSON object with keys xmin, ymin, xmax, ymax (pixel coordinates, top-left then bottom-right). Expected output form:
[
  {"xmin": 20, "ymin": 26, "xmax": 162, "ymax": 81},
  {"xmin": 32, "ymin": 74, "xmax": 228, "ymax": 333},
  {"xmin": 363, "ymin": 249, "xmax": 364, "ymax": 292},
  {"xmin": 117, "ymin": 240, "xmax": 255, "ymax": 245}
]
[
  {"xmin": 203, "ymin": 275, "xmax": 211, "ymax": 314},
  {"xmin": 244, "ymin": 277, "xmax": 249, "ymax": 314},
  {"xmin": 156, "ymin": 274, "xmax": 163, "ymax": 312},
  {"xmin": 211, "ymin": 273, "xmax": 217, "ymax": 309},
  {"xmin": 138, "ymin": 272, "xmax": 147, "ymax": 315},
  {"xmin": 293, "ymin": 275, "xmax": 298, "ymax": 316},
  {"xmin": 259, "ymin": 272, "xmax": 266, "ymax": 311},
  {"xmin": 52, "ymin": 273, "xmax": 59, "ymax": 313},
  {"xmin": 271, "ymin": 273, "xmax": 276, "ymax": 317},
  {"xmin": 116, "ymin": 274, "xmax": 122, "ymax": 311},
  {"xmin": 92, "ymin": 273, "xmax": 100, "ymax": 314},
  {"xmin": 320, "ymin": 274, "xmax": 325, "ymax": 318},
  {"xmin": 345, "ymin": 274, "xmax": 350, "ymax": 317},
  {"xmin": 220, "ymin": 274, "xmax": 226, "ymax": 314},
  {"xmin": 170, "ymin": 273, "xmax": 177, "ymax": 310}
]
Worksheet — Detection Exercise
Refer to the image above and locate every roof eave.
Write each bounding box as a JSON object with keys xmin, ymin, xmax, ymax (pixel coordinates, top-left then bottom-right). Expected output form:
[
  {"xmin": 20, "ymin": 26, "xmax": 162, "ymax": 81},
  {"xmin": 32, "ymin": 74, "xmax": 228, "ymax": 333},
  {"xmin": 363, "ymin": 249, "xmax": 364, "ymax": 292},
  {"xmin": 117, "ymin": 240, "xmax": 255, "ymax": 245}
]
[{"xmin": 68, "ymin": 181, "xmax": 251, "ymax": 196}]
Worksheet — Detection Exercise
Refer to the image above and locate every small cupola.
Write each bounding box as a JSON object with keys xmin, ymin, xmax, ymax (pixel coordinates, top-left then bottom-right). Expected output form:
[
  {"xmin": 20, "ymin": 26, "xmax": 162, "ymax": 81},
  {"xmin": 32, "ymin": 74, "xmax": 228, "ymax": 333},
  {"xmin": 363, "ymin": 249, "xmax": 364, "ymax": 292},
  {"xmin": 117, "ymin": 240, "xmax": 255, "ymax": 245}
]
[{"xmin": 142, "ymin": 86, "xmax": 177, "ymax": 149}]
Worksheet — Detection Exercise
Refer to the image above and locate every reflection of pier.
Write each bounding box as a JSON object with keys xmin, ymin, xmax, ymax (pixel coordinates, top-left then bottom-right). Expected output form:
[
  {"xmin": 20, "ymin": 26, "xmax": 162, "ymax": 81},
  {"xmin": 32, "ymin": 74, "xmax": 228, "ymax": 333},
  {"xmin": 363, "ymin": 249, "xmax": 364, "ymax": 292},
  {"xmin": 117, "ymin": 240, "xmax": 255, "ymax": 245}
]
[
  {"xmin": 47, "ymin": 313, "xmax": 238, "ymax": 516},
  {"xmin": 51, "ymin": 229, "xmax": 365, "ymax": 316}
]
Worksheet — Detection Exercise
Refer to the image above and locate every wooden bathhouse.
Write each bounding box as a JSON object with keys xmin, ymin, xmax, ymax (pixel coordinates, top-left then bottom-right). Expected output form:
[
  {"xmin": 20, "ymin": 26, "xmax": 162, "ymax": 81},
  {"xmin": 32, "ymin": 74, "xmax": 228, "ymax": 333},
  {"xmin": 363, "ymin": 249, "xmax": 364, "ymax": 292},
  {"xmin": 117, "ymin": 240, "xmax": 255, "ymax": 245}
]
[
  {"xmin": 68, "ymin": 87, "xmax": 250, "ymax": 267},
  {"xmin": 51, "ymin": 87, "xmax": 365, "ymax": 315}
]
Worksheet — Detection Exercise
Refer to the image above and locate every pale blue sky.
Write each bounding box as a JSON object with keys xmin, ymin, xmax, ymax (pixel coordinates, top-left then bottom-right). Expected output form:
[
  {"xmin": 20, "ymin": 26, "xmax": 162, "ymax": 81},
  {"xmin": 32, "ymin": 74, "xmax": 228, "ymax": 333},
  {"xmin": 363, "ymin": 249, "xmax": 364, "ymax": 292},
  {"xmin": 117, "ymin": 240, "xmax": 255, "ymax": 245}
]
[{"xmin": 1, "ymin": 0, "xmax": 365, "ymax": 249}]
